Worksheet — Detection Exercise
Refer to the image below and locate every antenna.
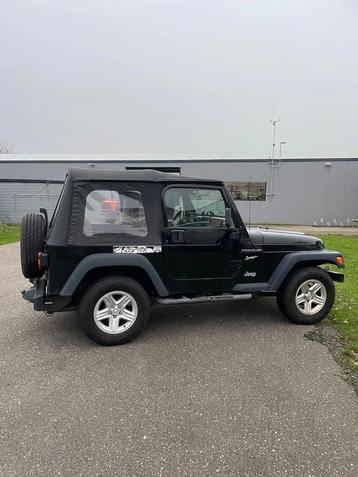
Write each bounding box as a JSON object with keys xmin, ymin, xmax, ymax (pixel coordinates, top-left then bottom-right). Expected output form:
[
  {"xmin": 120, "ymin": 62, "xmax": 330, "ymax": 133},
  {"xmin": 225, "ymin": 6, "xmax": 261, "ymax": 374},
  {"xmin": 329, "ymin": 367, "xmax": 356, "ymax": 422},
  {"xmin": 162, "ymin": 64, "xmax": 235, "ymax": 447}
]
[{"xmin": 248, "ymin": 174, "xmax": 252, "ymax": 229}]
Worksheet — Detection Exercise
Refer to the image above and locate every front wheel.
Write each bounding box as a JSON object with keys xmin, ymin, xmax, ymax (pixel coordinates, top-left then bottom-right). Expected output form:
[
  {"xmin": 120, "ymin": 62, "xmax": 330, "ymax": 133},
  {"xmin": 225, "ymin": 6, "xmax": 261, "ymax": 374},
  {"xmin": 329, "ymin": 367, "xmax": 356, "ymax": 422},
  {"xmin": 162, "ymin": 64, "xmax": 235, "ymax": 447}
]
[
  {"xmin": 276, "ymin": 267, "xmax": 335, "ymax": 325},
  {"xmin": 78, "ymin": 276, "xmax": 151, "ymax": 345}
]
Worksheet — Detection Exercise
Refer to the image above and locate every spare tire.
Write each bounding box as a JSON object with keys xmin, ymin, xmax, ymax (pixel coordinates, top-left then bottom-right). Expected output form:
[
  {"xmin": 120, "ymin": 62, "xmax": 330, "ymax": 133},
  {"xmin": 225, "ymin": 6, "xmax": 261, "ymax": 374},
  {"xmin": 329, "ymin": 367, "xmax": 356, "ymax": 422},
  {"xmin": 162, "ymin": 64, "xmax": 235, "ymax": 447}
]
[{"xmin": 20, "ymin": 214, "xmax": 46, "ymax": 278}]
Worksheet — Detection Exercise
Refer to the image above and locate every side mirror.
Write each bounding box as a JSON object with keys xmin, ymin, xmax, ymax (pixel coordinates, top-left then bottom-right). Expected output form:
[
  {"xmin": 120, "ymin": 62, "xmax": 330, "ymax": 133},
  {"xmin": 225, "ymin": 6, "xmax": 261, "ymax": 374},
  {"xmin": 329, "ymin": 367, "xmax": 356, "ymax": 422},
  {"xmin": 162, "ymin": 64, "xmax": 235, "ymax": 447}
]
[{"xmin": 225, "ymin": 208, "xmax": 231, "ymax": 228}]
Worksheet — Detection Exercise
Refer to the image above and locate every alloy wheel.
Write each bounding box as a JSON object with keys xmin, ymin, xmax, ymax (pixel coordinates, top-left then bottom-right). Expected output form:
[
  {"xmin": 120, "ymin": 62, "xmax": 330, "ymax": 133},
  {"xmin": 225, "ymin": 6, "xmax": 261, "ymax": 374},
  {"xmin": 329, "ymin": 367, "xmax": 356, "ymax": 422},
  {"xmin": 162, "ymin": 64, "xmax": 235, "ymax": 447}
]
[
  {"xmin": 94, "ymin": 290, "xmax": 138, "ymax": 334},
  {"xmin": 295, "ymin": 279, "xmax": 327, "ymax": 315}
]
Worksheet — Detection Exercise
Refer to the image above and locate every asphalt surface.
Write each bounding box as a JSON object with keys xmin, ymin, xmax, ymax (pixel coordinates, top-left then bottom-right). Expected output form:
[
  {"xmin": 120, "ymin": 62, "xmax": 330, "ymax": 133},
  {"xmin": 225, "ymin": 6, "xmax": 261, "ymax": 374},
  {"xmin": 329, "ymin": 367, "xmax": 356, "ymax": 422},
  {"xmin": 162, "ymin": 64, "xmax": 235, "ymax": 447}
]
[{"xmin": 0, "ymin": 242, "xmax": 357, "ymax": 477}]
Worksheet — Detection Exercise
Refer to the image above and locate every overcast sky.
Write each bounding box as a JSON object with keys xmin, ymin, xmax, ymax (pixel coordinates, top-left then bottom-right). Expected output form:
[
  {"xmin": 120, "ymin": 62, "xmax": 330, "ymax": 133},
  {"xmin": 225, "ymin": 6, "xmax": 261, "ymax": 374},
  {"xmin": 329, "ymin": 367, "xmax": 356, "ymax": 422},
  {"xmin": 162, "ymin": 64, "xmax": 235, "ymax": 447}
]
[{"xmin": 1, "ymin": 0, "xmax": 357, "ymax": 155}]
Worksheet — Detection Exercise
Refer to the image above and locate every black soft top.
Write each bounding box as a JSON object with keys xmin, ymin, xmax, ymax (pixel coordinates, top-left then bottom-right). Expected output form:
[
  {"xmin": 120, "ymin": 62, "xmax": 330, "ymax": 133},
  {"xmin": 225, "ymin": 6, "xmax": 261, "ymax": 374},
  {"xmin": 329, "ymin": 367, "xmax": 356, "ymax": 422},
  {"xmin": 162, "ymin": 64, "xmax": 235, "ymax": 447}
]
[
  {"xmin": 48, "ymin": 168, "xmax": 225, "ymax": 246},
  {"xmin": 67, "ymin": 167, "xmax": 223, "ymax": 184}
]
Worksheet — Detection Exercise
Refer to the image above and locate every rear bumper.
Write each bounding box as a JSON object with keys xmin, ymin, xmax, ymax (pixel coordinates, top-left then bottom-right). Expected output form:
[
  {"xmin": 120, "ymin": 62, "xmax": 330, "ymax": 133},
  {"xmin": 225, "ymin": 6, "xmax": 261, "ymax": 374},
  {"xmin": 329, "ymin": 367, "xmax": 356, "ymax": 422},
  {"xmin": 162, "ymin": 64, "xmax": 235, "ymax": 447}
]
[
  {"xmin": 22, "ymin": 279, "xmax": 72, "ymax": 312},
  {"xmin": 22, "ymin": 278, "xmax": 47, "ymax": 311}
]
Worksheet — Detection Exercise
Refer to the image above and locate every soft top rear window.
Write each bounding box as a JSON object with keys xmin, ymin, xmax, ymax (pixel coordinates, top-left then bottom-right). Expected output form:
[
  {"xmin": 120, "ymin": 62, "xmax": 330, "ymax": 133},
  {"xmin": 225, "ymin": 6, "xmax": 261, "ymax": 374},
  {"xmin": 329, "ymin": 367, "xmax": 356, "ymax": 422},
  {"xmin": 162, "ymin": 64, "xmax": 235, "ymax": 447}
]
[{"xmin": 83, "ymin": 189, "xmax": 148, "ymax": 237}]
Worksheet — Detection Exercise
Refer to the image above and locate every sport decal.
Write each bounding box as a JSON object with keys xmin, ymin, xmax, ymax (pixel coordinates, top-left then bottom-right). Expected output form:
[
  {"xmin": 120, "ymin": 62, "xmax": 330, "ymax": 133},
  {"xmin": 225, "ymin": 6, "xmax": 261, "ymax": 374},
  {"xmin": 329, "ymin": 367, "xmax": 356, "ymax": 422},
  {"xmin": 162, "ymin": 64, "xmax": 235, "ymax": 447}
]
[{"xmin": 113, "ymin": 245, "xmax": 162, "ymax": 254}]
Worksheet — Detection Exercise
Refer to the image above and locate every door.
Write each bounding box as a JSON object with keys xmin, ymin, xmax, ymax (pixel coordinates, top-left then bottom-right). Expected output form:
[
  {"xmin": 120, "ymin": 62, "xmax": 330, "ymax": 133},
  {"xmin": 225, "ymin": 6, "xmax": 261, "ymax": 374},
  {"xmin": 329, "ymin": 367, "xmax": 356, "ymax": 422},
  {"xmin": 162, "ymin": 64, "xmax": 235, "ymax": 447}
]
[{"xmin": 162, "ymin": 185, "xmax": 241, "ymax": 293}]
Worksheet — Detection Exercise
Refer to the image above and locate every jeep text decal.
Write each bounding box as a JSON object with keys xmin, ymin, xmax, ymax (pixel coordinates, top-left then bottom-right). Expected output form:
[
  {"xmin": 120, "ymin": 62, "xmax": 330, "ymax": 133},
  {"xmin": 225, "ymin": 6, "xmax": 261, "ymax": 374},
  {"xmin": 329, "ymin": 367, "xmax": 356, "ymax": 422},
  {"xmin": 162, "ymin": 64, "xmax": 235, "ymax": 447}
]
[
  {"xmin": 113, "ymin": 245, "xmax": 162, "ymax": 254},
  {"xmin": 244, "ymin": 271, "xmax": 256, "ymax": 278}
]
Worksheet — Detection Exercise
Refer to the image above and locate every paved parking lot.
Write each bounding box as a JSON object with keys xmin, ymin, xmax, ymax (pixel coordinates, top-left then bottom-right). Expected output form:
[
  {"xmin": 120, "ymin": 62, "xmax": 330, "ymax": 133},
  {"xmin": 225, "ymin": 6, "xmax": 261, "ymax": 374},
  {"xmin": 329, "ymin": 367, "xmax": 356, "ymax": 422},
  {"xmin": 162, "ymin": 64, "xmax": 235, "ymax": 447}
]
[{"xmin": 1, "ymin": 242, "xmax": 357, "ymax": 476}]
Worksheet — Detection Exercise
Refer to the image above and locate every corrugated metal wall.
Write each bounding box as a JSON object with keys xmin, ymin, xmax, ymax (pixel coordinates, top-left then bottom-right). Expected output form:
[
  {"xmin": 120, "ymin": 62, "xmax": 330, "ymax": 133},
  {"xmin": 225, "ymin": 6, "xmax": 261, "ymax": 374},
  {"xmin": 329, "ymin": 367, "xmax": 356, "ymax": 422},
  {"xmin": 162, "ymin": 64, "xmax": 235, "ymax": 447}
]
[
  {"xmin": 182, "ymin": 160, "xmax": 358, "ymax": 226},
  {"xmin": 0, "ymin": 159, "xmax": 357, "ymax": 225},
  {"xmin": 0, "ymin": 182, "xmax": 63, "ymax": 223}
]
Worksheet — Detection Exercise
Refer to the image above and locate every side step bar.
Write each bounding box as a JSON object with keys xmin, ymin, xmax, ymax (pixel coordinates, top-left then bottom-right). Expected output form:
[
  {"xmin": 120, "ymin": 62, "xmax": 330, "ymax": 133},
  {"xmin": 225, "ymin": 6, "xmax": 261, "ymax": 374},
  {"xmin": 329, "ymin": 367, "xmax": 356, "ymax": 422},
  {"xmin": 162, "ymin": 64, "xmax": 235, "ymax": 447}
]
[{"xmin": 157, "ymin": 294, "xmax": 252, "ymax": 305}]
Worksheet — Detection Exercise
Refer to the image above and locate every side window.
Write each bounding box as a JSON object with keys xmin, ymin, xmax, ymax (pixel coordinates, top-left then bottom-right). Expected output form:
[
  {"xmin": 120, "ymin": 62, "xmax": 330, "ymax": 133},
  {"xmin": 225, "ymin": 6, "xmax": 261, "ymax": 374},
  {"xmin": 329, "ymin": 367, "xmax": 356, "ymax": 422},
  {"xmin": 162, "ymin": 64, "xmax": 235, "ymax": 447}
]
[
  {"xmin": 164, "ymin": 187, "xmax": 227, "ymax": 228},
  {"xmin": 226, "ymin": 181, "xmax": 266, "ymax": 201},
  {"xmin": 83, "ymin": 189, "xmax": 148, "ymax": 237}
]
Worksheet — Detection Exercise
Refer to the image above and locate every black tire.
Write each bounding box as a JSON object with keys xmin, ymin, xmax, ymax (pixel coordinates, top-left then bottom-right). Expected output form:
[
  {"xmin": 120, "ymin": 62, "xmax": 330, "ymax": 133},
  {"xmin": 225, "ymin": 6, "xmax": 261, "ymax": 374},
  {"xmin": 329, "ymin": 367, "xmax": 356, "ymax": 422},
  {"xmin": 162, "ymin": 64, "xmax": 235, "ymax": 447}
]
[
  {"xmin": 276, "ymin": 287, "xmax": 288, "ymax": 317},
  {"xmin": 276, "ymin": 267, "xmax": 335, "ymax": 325},
  {"xmin": 20, "ymin": 214, "xmax": 46, "ymax": 278},
  {"xmin": 78, "ymin": 276, "xmax": 151, "ymax": 345}
]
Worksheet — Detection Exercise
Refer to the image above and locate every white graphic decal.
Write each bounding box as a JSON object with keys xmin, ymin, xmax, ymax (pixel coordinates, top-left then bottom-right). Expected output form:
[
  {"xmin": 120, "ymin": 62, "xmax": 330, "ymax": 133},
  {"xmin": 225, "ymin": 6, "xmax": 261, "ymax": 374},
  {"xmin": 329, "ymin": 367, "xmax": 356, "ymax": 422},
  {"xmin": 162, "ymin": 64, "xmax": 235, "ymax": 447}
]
[
  {"xmin": 245, "ymin": 255, "xmax": 258, "ymax": 261},
  {"xmin": 113, "ymin": 245, "xmax": 162, "ymax": 254},
  {"xmin": 244, "ymin": 271, "xmax": 256, "ymax": 278}
]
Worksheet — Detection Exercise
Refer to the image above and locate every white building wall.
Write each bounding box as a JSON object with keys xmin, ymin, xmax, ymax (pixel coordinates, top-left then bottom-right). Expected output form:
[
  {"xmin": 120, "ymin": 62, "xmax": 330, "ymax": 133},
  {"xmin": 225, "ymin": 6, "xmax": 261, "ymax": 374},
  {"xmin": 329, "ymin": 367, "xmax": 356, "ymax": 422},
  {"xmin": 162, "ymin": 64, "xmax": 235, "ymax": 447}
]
[
  {"xmin": 179, "ymin": 160, "xmax": 358, "ymax": 226},
  {"xmin": 0, "ymin": 157, "xmax": 357, "ymax": 225}
]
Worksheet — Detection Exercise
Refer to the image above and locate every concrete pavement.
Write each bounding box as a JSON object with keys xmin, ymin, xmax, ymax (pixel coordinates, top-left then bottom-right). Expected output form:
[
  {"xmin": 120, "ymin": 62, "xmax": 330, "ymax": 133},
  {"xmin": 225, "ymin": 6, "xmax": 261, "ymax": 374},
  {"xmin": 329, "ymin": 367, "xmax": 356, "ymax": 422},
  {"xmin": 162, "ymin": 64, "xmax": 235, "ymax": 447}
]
[{"xmin": 0, "ymin": 242, "xmax": 357, "ymax": 476}]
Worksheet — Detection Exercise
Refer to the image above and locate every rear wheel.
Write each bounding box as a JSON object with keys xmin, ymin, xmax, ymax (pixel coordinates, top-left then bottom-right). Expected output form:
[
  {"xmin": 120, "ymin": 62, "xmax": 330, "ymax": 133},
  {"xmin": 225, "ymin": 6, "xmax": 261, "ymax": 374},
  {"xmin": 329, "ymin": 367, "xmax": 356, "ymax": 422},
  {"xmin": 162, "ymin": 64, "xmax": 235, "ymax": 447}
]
[
  {"xmin": 276, "ymin": 267, "xmax": 335, "ymax": 324},
  {"xmin": 20, "ymin": 213, "xmax": 46, "ymax": 278},
  {"xmin": 78, "ymin": 276, "xmax": 151, "ymax": 345}
]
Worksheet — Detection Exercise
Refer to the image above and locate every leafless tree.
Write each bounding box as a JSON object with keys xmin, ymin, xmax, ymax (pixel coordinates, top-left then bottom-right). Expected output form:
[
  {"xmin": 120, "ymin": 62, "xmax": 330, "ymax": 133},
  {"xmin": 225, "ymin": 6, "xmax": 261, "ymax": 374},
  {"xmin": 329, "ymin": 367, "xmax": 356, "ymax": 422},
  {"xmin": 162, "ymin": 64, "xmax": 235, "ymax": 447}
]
[{"xmin": 0, "ymin": 139, "xmax": 12, "ymax": 154}]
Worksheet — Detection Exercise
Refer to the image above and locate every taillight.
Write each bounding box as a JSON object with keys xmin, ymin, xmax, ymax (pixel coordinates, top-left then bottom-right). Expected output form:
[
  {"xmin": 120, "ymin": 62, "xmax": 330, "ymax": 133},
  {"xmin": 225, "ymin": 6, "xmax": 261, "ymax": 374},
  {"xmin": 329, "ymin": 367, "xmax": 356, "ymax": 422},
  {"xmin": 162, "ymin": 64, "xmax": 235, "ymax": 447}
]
[
  {"xmin": 37, "ymin": 252, "xmax": 48, "ymax": 271},
  {"xmin": 102, "ymin": 199, "xmax": 119, "ymax": 212}
]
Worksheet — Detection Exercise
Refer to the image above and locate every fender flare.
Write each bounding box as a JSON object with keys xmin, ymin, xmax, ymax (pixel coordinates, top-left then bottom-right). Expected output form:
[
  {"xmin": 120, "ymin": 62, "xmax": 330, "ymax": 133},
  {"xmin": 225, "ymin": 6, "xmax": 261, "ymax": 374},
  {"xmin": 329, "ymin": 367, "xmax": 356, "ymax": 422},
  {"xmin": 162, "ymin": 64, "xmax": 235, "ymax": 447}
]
[
  {"xmin": 268, "ymin": 250, "xmax": 344, "ymax": 291},
  {"xmin": 233, "ymin": 250, "xmax": 344, "ymax": 293},
  {"xmin": 60, "ymin": 253, "xmax": 169, "ymax": 297}
]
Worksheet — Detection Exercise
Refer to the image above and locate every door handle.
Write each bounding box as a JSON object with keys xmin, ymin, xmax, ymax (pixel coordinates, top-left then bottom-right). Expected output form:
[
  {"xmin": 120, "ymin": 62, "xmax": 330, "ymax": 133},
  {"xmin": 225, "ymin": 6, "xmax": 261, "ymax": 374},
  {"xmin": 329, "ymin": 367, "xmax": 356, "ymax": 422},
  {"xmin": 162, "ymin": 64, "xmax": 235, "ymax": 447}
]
[{"xmin": 171, "ymin": 229, "xmax": 185, "ymax": 243}]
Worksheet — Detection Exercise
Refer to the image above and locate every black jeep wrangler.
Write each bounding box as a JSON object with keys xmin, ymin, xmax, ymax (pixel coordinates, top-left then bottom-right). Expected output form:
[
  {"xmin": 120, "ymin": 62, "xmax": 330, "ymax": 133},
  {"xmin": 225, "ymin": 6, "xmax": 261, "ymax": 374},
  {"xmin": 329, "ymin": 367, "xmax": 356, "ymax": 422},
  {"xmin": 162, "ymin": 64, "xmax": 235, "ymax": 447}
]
[{"xmin": 21, "ymin": 168, "xmax": 345, "ymax": 345}]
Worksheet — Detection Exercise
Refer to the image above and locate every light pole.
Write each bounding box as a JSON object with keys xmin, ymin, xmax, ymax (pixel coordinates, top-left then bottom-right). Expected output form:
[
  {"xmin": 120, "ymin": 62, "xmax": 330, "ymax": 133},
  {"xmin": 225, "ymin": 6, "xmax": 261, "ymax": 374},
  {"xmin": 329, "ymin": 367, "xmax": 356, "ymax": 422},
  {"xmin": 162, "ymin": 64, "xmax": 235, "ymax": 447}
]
[
  {"xmin": 269, "ymin": 119, "xmax": 279, "ymax": 198},
  {"xmin": 279, "ymin": 141, "xmax": 286, "ymax": 160},
  {"xmin": 271, "ymin": 119, "xmax": 279, "ymax": 161}
]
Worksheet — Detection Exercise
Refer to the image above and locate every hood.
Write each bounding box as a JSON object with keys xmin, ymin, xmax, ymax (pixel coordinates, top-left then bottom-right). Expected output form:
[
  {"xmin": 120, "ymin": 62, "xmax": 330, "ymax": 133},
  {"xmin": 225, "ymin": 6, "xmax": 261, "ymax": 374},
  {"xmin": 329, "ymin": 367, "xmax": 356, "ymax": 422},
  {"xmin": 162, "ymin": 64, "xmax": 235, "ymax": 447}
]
[{"xmin": 248, "ymin": 227, "xmax": 324, "ymax": 251}]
